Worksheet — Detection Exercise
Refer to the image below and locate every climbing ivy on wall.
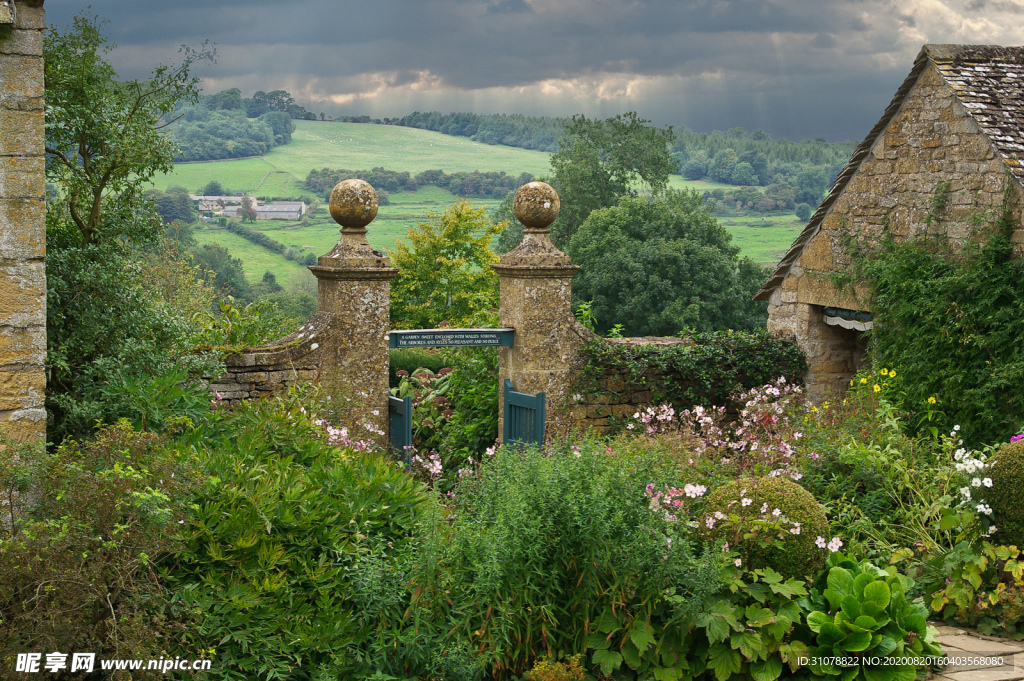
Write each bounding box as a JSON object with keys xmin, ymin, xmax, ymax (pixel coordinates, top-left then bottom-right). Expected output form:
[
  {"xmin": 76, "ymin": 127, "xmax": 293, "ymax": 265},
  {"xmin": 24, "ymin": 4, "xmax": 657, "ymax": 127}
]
[
  {"xmin": 577, "ymin": 330, "xmax": 807, "ymax": 412},
  {"xmin": 845, "ymin": 183, "xmax": 1024, "ymax": 445}
]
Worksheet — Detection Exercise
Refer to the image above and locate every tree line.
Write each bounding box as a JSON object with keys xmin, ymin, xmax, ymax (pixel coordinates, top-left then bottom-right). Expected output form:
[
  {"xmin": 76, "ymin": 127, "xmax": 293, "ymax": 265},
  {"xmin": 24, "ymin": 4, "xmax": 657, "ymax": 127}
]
[
  {"xmin": 305, "ymin": 167, "xmax": 535, "ymax": 202},
  {"xmin": 168, "ymin": 88, "xmax": 310, "ymax": 161}
]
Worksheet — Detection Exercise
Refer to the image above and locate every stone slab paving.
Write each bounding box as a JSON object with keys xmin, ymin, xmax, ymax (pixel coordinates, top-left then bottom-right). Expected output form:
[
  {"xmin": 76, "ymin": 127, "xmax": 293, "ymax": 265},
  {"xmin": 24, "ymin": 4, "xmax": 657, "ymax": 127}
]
[{"xmin": 930, "ymin": 624, "xmax": 1024, "ymax": 681}]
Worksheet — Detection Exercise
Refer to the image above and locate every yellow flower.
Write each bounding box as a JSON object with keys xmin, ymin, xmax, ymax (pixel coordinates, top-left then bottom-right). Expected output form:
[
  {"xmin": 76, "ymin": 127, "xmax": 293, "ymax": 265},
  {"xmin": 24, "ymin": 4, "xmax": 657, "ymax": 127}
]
[
  {"xmin": 873, "ymin": 384, "xmax": 881, "ymax": 392},
  {"xmin": 880, "ymin": 368, "xmax": 889, "ymax": 376},
  {"xmin": 860, "ymin": 377, "xmax": 868, "ymax": 384},
  {"xmin": 850, "ymin": 379, "xmax": 855, "ymax": 387},
  {"xmin": 928, "ymin": 396, "xmax": 937, "ymax": 404},
  {"xmin": 889, "ymin": 370, "xmax": 896, "ymax": 378}
]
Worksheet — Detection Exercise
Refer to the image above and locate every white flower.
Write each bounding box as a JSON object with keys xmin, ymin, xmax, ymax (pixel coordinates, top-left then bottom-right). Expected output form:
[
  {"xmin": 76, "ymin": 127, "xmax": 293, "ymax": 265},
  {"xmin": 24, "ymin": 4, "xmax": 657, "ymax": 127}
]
[
  {"xmin": 984, "ymin": 478, "xmax": 993, "ymax": 487},
  {"xmin": 741, "ymin": 497, "xmax": 753, "ymax": 507},
  {"xmin": 790, "ymin": 525, "xmax": 801, "ymax": 535},
  {"xmin": 772, "ymin": 508, "xmax": 782, "ymax": 517},
  {"xmin": 735, "ymin": 558, "xmax": 742, "ymax": 567},
  {"xmin": 960, "ymin": 487, "xmax": 972, "ymax": 500},
  {"xmin": 760, "ymin": 502, "xmax": 769, "ymax": 513},
  {"xmin": 972, "ymin": 477, "xmax": 983, "ymax": 487},
  {"xmin": 815, "ymin": 536, "xmax": 827, "ymax": 549},
  {"xmin": 954, "ymin": 425, "xmax": 961, "ymax": 431},
  {"xmin": 714, "ymin": 511, "xmax": 725, "ymax": 520},
  {"xmin": 990, "ymin": 526, "xmax": 999, "ymax": 534},
  {"xmin": 705, "ymin": 516, "xmax": 716, "ymax": 529},
  {"xmin": 827, "ymin": 537, "xmax": 844, "ymax": 553}
]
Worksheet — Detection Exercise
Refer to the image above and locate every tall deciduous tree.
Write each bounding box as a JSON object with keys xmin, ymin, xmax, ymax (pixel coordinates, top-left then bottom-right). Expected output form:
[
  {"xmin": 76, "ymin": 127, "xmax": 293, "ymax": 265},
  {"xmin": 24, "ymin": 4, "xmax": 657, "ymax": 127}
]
[
  {"xmin": 44, "ymin": 13, "xmax": 219, "ymax": 442},
  {"xmin": 44, "ymin": 13, "xmax": 214, "ymax": 248},
  {"xmin": 567, "ymin": 191, "xmax": 769, "ymax": 336},
  {"xmin": 548, "ymin": 112, "xmax": 677, "ymax": 247},
  {"xmin": 390, "ymin": 201, "xmax": 505, "ymax": 329}
]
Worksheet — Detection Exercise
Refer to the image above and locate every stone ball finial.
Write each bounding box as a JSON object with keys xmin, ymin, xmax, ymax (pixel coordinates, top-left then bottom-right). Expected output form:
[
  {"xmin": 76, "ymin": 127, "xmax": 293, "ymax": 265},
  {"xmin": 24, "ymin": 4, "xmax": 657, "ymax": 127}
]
[
  {"xmin": 329, "ymin": 178, "xmax": 378, "ymax": 230},
  {"xmin": 513, "ymin": 181, "xmax": 560, "ymax": 231}
]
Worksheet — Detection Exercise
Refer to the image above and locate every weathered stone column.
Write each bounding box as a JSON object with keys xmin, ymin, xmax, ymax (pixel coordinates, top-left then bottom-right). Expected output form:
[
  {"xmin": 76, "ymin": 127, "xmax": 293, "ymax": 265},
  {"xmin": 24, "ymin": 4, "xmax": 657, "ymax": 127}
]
[
  {"xmin": 309, "ymin": 179, "xmax": 397, "ymax": 442},
  {"xmin": 0, "ymin": 1, "xmax": 46, "ymax": 443},
  {"xmin": 494, "ymin": 182, "xmax": 592, "ymax": 444}
]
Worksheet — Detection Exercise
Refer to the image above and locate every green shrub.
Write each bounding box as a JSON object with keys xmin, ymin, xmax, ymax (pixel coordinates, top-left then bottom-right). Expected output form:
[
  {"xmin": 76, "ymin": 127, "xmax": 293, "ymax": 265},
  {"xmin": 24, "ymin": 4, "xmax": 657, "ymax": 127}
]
[
  {"xmin": 988, "ymin": 438, "xmax": 1024, "ymax": 548},
  {"xmin": 410, "ymin": 439, "xmax": 723, "ymax": 677},
  {"xmin": 436, "ymin": 345, "xmax": 499, "ymax": 463},
  {"xmin": 165, "ymin": 396, "xmax": 432, "ymax": 680},
  {"xmin": 701, "ymin": 476, "xmax": 828, "ymax": 579},
  {"xmin": 0, "ymin": 424, "xmax": 193, "ymax": 672}
]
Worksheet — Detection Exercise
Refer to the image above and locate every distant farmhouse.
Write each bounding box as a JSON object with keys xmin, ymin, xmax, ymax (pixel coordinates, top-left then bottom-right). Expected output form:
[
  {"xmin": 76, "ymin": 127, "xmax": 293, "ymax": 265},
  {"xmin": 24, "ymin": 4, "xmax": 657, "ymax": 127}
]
[
  {"xmin": 755, "ymin": 44, "xmax": 1024, "ymax": 400},
  {"xmin": 190, "ymin": 195, "xmax": 307, "ymax": 221}
]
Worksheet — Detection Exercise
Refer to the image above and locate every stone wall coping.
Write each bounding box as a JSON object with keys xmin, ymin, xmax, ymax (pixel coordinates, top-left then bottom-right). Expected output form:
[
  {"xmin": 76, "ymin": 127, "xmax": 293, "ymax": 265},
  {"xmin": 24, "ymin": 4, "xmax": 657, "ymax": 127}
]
[{"xmin": 601, "ymin": 336, "xmax": 696, "ymax": 348}]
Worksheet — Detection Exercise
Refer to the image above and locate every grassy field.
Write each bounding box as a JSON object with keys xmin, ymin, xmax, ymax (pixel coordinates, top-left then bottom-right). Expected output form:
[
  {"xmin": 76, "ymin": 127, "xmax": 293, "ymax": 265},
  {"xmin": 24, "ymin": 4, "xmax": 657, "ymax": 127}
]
[
  {"xmin": 157, "ymin": 121, "xmax": 803, "ymax": 284},
  {"xmin": 152, "ymin": 121, "xmax": 551, "ymax": 196},
  {"xmin": 193, "ymin": 186, "xmax": 504, "ymax": 287},
  {"xmin": 718, "ymin": 215, "xmax": 802, "ymax": 263}
]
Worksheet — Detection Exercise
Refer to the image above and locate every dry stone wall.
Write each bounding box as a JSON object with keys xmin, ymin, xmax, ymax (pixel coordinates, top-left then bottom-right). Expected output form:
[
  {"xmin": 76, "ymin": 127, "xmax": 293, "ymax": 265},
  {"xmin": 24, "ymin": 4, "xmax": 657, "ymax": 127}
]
[
  {"xmin": 567, "ymin": 338, "xmax": 689, "ymax": 435},
  {"xmin": 0, "ymin": 1, "xmax": 46, "ymax": 442}
]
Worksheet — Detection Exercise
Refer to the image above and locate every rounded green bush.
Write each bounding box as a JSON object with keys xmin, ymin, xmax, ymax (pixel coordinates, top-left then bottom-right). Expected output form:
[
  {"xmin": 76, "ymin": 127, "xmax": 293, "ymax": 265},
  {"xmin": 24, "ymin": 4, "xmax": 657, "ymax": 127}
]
[
  {"xmin": 701, "ymin": 476, "xmax": 828, "ymax": 579},
  {"xmin": 987, "ymin": 439, "xmax": 1024, "ymax": 548}
]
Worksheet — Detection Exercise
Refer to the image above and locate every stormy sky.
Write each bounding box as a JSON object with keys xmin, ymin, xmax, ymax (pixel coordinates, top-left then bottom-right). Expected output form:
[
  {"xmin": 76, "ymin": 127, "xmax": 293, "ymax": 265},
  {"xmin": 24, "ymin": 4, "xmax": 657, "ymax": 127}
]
[{"xmin": 46, "ymin": 0, "xmax": 1024, "ymax": 142}]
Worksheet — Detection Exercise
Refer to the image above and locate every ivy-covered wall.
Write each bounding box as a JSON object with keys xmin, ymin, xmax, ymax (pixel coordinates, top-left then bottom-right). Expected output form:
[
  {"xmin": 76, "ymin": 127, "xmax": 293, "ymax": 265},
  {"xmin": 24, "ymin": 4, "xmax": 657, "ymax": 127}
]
[{"xmin": 568, "ymin": 331, "xmax": 807, "ymax": 434}]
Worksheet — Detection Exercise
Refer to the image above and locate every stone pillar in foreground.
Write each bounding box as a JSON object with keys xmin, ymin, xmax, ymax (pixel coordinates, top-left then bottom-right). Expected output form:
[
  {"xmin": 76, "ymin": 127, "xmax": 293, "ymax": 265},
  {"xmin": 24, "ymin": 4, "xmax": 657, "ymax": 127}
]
[
  {"xmin": 494, "ymin": 182, "xmax": 591, "ymax": 444},
  {"xmin": 0, "ymin": 1, "xmax": 46, "ymax": 443},
  {"xmin": 309, "ymin": 179, "xmax": 397, "ymax": 442}
]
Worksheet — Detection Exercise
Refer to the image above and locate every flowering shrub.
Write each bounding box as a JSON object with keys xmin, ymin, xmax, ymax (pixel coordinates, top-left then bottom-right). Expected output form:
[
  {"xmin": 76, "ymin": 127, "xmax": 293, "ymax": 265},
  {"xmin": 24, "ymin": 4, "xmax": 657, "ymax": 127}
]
[{"xmin": 625, "ymin": 377, "xmax": 811, "ymax": 481}]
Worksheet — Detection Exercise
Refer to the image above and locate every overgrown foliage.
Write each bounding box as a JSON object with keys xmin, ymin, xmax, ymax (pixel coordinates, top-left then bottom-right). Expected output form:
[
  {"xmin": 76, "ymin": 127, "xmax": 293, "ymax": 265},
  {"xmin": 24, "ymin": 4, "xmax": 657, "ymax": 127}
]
[
  {"xmin": 847, "ymin": 187, "xmax": 1024, "ymax": 445},
  {"xmin": 577, "ymin": 330, "xmax": 806, "ymax": 414},
  {"xmin": 0, "ymin": 425, "xmax": 195, "ymax": 675}
]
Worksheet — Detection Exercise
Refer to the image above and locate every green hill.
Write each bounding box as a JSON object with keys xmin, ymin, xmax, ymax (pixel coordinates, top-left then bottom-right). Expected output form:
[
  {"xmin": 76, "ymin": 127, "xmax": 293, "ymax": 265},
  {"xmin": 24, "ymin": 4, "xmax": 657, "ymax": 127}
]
[{"xmin": 154, "ymin": 120, "xmax": 803, "ymax": 289}]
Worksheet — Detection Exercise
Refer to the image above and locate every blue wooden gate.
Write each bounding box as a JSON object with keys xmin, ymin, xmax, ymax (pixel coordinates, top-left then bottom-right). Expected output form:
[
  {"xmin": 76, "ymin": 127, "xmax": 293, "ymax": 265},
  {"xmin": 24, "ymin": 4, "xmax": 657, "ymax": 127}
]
[
  {"xmin": 389, "ymin": 395, "xmax": 413, "ymax": 468},
  {"xmin": 503, "ymin": 379, "xmax": 545, "ymax": 446}
]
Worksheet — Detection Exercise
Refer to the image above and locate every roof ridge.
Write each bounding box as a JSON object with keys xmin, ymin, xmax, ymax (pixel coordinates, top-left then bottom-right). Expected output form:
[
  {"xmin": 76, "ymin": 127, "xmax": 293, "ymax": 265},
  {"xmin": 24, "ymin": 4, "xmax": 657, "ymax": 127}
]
[{"xmin": 752, "ymin": 47, "xmax": 932, "ymax": 301}]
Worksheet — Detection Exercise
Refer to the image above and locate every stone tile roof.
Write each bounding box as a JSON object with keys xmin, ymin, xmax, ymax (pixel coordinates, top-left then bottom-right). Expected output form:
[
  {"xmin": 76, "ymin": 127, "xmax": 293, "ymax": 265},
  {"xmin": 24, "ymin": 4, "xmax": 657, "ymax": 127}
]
[
  {"xmin": 930, "ymin": 45, "xmax": 1024, "ymax": 183},
  {"xmin": 754, "ymin": 44, "xmax": 1024, "ymax": 301}
]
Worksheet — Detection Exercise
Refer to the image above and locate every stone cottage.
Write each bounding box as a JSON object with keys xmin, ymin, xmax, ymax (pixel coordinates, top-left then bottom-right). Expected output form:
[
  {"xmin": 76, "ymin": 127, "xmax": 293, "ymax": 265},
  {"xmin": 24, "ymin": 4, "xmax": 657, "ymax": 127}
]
[{"xmin": 754, "ymin": 44, "xmax": 1024, "ymax": 401}]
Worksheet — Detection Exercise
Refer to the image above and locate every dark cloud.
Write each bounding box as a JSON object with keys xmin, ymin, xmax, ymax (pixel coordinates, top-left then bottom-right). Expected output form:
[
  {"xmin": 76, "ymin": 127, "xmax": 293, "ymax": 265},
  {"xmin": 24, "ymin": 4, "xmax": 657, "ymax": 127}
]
[{"xmin": 45, "ymin": 0, "xmax": 1024, "ymax": 142}]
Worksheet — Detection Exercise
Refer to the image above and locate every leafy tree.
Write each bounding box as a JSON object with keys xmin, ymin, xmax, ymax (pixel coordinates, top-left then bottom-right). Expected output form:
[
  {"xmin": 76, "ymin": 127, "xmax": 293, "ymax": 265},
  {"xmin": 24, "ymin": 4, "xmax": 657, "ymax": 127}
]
[
  {"xmin": 43, "ymin": 13, "xmax": 219, "ymax": 443},
  {"xmin": 201, "ymin": 179, "xmax": 225, "ymax": 195},
  {"xmin": 795, "ymin": 202, "xmax": 812, "ymax": 221},
  {"xmin": 240, "ymin": 195, "xmax": 258, "ymax": 223},
  {"xmin": 146, "ymin": 186, "xmax": 196, "ymax": 224},
  {"xmin": 390, "ymin": 201, "xmax": 505, "ymax": 329},
  {"xmin": 548, "ymin": 112, "xmax": 676, "ymax": 246},
  {"xmin": 44, "ymin": 12, "xmax": 213, "ymax": 248},
  {"xmin": 191, "ymin": 242, "xmax": 252, "ymax": 302},
  {"xmin": 567, "ymin": 191, "xmax": 769, "ymax": 336}
]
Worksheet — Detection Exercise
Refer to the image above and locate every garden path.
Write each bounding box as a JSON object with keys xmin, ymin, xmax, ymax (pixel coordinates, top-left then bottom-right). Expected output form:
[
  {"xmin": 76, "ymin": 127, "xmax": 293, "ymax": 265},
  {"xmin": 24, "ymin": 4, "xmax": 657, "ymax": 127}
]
[{"xmin": 932, "ymin": 624, "xmax": 1024, "ymax": 681}]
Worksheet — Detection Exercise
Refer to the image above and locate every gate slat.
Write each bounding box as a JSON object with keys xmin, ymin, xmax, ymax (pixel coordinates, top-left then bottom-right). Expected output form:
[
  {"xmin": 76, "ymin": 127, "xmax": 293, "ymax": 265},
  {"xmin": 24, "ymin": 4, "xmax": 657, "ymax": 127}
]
[{"xmin": 503, "ymin": 379, "xmax": 545, "ymax": 447}]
